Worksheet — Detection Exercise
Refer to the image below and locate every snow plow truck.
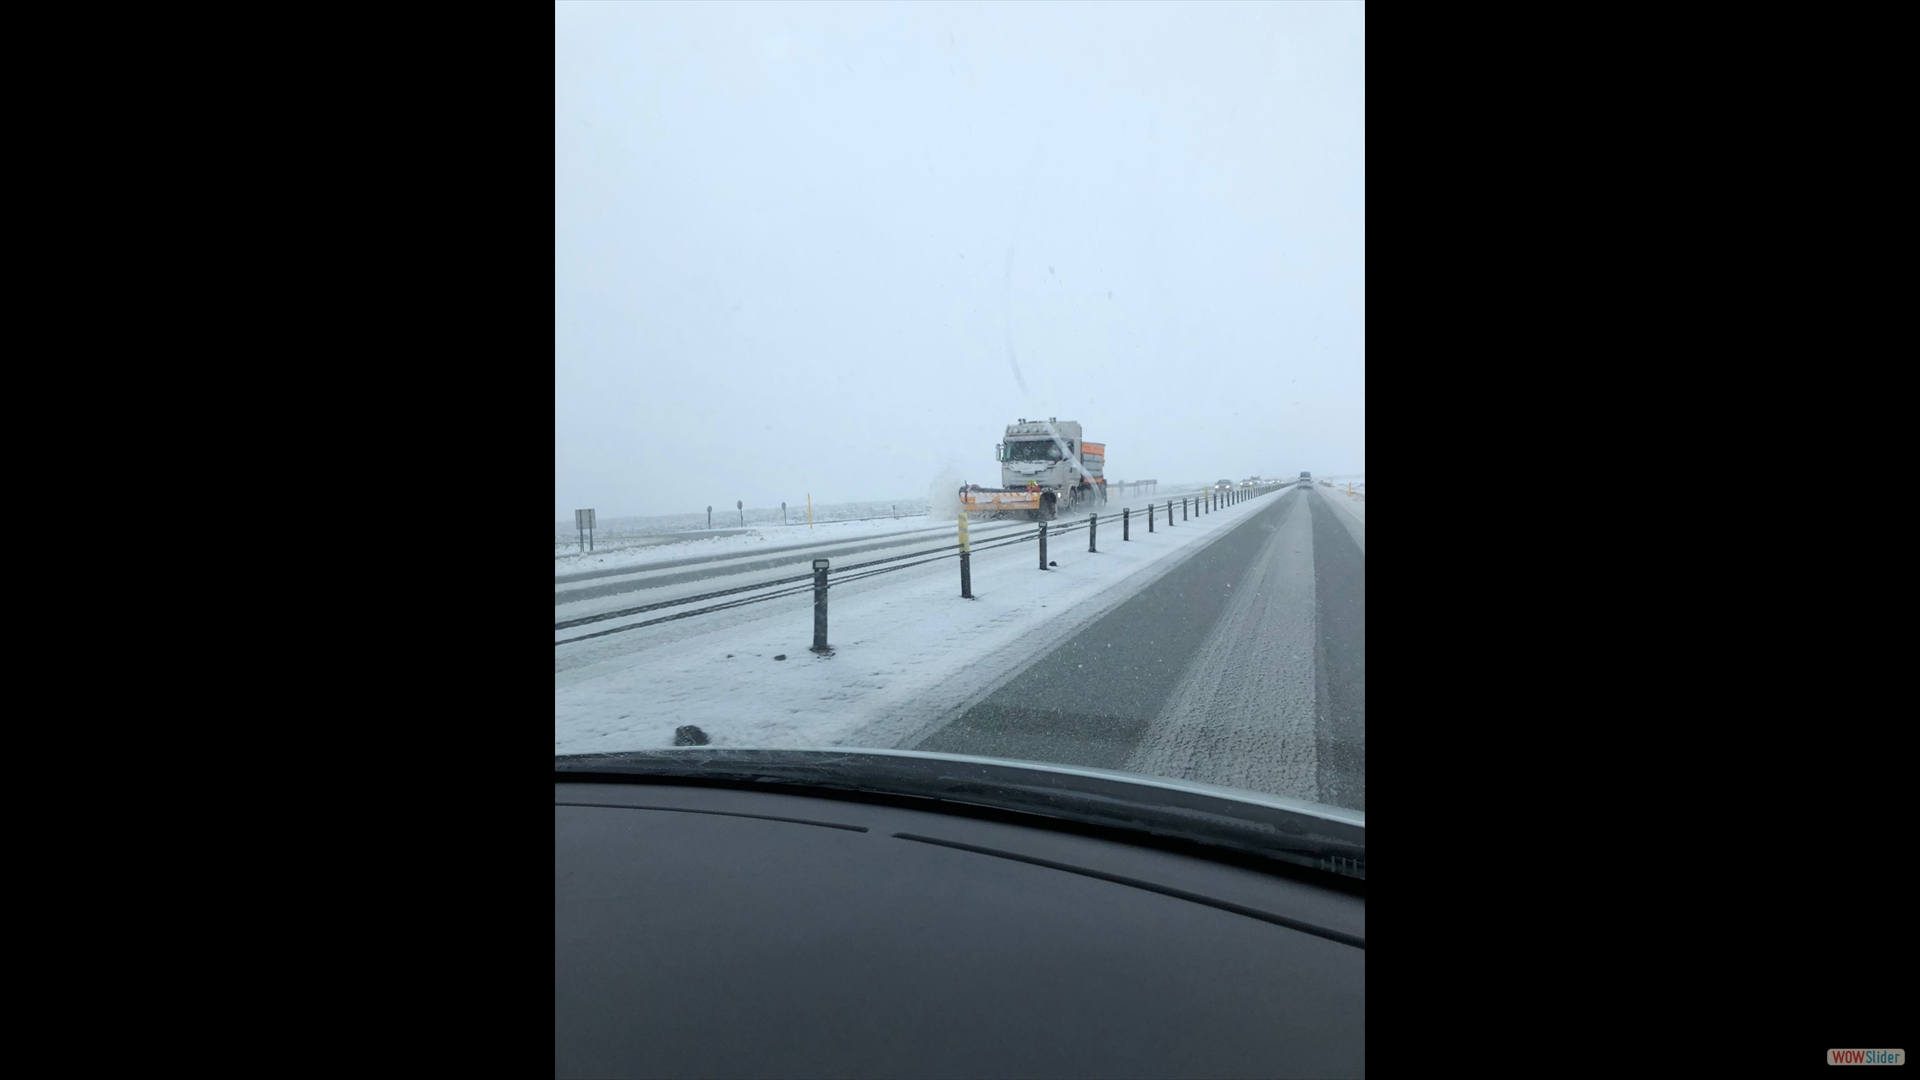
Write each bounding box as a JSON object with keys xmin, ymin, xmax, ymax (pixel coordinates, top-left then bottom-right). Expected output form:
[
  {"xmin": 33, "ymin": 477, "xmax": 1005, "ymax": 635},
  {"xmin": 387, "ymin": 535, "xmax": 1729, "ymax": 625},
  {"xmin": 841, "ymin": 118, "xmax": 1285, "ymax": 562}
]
[{"xmin": 959, "ymin": 418, "xmax": 1106, "ymax": 520}]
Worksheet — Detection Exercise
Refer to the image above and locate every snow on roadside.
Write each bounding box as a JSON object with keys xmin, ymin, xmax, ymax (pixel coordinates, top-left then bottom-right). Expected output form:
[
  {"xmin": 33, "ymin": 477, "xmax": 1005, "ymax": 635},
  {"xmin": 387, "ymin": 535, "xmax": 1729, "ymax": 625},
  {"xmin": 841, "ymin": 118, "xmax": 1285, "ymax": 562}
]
[
  {"xmin": 1320, "ymin": 476, "xmax": 1365, "ymax": 525},
  {"xmin": 555, "ymin": 487, "xmax": 1290, "ymax": 755},
  {"xmin": 555, "ymin": 514, "xmax": 941, "ymax": 578}
]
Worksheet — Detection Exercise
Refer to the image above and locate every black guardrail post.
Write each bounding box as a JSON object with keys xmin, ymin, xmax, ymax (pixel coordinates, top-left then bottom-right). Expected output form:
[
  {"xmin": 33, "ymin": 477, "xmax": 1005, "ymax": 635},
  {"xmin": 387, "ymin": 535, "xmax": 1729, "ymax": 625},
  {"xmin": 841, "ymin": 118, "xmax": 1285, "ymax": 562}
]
[
  {"xmin": 1148, "ymin": 502, "xmax": 1155, "ymax": 533},
  {"xmin": 1183, "ymin": 497, "xmax": 1188, "ymax": 520},
  {"xmin": 1088, "ymin": 512, "xmax": 1098, "ymax": 552},
  {"xmin": 810, "ymin": 558, "xmax": 831, "ymax": 653},
  {"xmin": 958, "ymin": 511, "xmax": 973, "ymax": 599},
  {"xmin": 1123, "ymin": 506, "xmax": 1130, "ymax": 540},
  {"xmin": 1038, "ymin": 521, "xmax": 1049, "ymax": 569},
  {"xmin": 1168, "ymin": 499, "xmax": 1175, "ymax": 526}
]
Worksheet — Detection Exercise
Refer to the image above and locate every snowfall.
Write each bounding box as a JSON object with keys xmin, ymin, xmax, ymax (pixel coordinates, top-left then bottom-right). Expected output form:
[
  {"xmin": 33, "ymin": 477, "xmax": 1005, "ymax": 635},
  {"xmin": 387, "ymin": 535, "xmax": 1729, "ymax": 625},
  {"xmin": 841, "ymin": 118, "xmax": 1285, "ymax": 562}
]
[{"xmin": 556, "ymin": 479, "xmax": 1363, "ymax": 756}]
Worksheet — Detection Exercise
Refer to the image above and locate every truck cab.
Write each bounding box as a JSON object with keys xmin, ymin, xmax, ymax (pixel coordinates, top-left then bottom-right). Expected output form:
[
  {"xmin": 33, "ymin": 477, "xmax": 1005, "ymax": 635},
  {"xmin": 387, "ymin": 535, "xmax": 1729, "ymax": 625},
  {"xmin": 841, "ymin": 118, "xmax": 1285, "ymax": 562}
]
[{"xmin": 987, "ymin": 418, "xmax": 1106, "ymax": 518}]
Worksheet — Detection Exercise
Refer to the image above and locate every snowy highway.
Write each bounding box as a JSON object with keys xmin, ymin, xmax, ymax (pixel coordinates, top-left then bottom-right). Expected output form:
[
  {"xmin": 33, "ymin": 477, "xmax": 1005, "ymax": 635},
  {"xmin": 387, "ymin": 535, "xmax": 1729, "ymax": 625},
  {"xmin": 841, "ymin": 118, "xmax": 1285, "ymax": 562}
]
[
  {"xmin": 553, "ymin": 488, "xmax": 1208, "ymax": 641},
  {"xmin": 555, "ymin": 481, "xmax": 1365, "ymax": 811},
  {"xmin": 915, "ymin": 483, "xmax": 1365, "ymax": 810},
  {"xmin": 555, "ymin": 517, "xmax": 1035, "ymax": 609}
]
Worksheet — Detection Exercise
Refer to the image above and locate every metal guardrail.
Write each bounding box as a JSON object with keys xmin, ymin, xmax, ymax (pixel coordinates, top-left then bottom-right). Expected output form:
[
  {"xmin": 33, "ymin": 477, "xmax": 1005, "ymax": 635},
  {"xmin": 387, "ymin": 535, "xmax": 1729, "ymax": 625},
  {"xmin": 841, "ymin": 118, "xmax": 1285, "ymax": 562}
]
[{"xmin": 555, "ymin": 483, "xmax": 1291, "ymax": 649}]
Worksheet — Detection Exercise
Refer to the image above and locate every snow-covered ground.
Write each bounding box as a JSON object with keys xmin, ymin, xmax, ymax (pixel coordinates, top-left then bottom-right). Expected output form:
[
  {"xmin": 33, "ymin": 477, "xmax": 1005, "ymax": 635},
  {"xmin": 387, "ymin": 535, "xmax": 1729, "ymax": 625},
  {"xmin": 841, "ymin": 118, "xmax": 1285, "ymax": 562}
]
[
  {"xmin": 556, "ymin": 484, "xmax": 1282, "ymax": 755},
  {"xmin": 1322, "ymin": 475, "xmax": 1365, "ymax": 523},
  {"xmin": 556, "ymin": 499, "xmax": 931, "ymax": 560},
  {"xmin": 556, "ymin": 514, "xmax": 946, "ymax": 578},
  {"xmin": 1323, "ymin": 474, "xmax": 1365, "ymax": 499}
]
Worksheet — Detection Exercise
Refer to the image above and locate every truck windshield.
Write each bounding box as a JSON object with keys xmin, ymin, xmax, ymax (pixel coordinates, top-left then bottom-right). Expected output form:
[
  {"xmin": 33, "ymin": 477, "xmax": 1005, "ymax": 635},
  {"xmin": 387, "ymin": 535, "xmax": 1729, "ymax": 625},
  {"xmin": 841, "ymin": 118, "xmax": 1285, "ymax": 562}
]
[{"xmin": 1006, "ymin": 440, "xmax": 1065, "ymax": 462}]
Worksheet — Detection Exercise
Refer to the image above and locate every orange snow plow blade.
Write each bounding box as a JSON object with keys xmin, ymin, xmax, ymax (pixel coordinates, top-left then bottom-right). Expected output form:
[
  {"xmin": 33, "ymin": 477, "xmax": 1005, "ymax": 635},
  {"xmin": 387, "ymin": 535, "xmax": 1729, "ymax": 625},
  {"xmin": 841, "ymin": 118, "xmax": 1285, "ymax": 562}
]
[{"xmin": 961, "ymin": 489, "xmax": 1042, "ymax": 512}]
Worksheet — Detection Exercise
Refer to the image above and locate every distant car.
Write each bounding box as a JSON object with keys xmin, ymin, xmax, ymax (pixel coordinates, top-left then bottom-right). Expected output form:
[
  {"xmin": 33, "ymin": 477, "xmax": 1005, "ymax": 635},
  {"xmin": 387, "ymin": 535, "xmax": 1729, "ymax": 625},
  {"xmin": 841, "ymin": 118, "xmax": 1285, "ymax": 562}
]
[
  {"xmin": 1298, "ymin": 472, "xmax": 1312, "ymax": 486},
  {"xmin": 1215, "ymin": 479, "xmax": 1233, "ymax": 491}
]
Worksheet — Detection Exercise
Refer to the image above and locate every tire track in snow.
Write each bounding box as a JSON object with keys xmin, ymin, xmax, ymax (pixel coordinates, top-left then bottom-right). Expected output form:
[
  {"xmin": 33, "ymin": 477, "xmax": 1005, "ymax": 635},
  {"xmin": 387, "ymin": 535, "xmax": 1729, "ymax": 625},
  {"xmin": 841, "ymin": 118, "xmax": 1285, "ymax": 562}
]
[
  {"xmin": 1123, "ymin": 489, "xmax": 1320, "ymax": 801},
  {"xmin": 1309, "ymin": 487, "xmax": 1365, "ymax": 812}
]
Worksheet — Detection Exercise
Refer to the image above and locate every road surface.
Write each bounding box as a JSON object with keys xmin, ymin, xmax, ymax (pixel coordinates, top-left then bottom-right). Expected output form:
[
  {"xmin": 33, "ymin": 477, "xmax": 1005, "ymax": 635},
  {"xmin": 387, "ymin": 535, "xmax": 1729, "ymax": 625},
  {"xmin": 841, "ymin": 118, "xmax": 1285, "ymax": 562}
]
[{"xmin": 911, "ymin": 484, "xmax": 1365, "ymax": 811}]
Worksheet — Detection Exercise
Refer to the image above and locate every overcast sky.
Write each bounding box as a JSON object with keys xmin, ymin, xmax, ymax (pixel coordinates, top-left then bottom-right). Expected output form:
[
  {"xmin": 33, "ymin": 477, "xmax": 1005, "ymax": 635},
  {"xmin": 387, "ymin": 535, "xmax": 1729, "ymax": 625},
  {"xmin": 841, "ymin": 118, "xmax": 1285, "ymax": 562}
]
[{"xmin": 557, "ymin": 1, "xmax": 1363, "ymax": 520}]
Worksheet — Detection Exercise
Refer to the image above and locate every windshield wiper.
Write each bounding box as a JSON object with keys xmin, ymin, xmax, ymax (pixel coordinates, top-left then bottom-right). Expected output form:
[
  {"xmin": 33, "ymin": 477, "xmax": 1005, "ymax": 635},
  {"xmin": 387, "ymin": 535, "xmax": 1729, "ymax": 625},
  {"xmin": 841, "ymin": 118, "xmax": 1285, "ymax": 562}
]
[{"xmin": 555, "ymin": 747, "xmax": 1365, "ymax": 881}]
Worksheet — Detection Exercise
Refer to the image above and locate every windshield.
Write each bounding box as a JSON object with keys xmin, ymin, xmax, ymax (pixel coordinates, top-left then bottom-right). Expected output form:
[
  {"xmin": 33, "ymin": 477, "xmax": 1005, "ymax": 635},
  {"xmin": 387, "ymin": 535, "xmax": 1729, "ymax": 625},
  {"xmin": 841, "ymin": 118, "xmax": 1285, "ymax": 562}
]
[
  {"xmin": 556, "ymin": 2, "xmax": 1366, "ymax": 835},
  {"xmin": 1007, "ymin": 440, "xmax": 1066, "ymax": 462}
]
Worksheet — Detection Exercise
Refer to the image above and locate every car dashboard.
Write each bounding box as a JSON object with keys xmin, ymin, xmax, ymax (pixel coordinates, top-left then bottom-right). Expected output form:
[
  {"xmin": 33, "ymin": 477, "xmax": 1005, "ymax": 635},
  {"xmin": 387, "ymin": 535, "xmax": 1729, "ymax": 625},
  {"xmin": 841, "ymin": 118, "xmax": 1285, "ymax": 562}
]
[{"xmin": 557, "ymin": 757, "xmax": 1365, "ymax": 1078}]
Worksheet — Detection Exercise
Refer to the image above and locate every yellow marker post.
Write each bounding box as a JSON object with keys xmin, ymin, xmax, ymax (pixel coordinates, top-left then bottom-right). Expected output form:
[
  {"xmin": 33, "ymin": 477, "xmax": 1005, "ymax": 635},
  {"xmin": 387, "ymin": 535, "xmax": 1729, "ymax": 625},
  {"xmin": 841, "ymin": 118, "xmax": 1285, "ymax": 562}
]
[{"xmin": 806, "ymin": 493, "xmax": 813, "ymax": 530}]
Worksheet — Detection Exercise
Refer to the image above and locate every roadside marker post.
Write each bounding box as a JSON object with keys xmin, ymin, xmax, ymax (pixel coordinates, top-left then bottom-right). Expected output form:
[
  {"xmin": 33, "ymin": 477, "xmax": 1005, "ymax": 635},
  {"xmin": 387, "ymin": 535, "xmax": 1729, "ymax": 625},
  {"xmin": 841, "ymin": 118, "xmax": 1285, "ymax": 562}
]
[
  {"xmin": 958, "ymin": 511, "xmax": 973, "ymax": 599},
  {"xmin": 810, "ymin": 559, "xmax": 832, "ymax": 654}
]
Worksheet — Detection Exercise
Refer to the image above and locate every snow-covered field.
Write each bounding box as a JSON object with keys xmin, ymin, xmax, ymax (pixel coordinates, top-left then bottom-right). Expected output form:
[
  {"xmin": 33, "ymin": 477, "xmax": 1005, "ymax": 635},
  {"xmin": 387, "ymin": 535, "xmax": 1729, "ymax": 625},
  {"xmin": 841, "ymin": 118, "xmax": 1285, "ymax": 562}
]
[
  {"xmin": 556, "ymin": 499, "xmax": 929, "ymax": 550},
  {"xmin": 556, "ymin": 484, "xmax": 1275, "ymax": 755},
  {"xmin": 556, "ymin": 513, "xmax": 948, "ymax": 579}
]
